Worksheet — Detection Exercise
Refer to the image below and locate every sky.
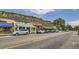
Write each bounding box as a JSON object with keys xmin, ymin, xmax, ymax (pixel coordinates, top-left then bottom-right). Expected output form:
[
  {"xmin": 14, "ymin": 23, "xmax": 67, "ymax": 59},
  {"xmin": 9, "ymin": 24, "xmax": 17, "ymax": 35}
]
[{"xmin": 0, "ymin": 9, "xmax": 79, "ymax": 26}]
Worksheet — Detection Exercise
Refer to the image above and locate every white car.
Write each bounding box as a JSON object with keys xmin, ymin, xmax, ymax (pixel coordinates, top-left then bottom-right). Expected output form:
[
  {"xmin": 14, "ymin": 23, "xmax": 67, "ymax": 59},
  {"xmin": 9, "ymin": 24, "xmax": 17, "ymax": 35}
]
[
  {"xmin": 13, "ymin": 29, "xmax": 29, "ymax": 35},
  {"xmin": 37, "ymin": 30, "xmax": 45, "ymax": 34}
]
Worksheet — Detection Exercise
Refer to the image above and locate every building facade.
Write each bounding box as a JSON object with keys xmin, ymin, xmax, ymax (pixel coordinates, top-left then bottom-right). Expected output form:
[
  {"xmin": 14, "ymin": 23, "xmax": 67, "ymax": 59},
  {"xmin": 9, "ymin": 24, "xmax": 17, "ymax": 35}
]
[
  {"xmin": 0, "ymin": 18, "xmax": 37, "ymax": 34},
  {"xmin": 14, "ymin": 22, "xmax": 36, "ymax": 34},
  {"xmin": 0, "ymin": 18, "xmax": 15, "ymax": 34}
]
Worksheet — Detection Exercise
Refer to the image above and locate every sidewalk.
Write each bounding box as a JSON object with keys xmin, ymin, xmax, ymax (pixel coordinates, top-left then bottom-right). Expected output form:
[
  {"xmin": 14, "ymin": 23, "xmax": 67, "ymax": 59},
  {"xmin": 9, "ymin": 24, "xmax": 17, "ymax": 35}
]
[
  {"xmin": 0, "ymin": 34, "xmax": 10, "ymax": 36},
  {"xmin": 0, "ymin": 34, "xmax": 11, "ymax": 36},
  {"xmin": 0, "ymin": 34, "xmax": 12, "ymax": 39}
]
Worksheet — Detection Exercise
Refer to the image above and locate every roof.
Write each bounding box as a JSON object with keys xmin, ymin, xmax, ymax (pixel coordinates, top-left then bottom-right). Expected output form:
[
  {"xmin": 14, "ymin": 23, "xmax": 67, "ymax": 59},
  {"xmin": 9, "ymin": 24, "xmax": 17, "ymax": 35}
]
[
  {"xmin": 15, "ymin": 22, "xmax": 35, "ymax": 28},
  {"xmin": 0, "ymin": 18, "xmax": 15, "ymax": 23},
  {"xmin": 31, "ymin": 22, "xmax": 43, "ymax": 26}
]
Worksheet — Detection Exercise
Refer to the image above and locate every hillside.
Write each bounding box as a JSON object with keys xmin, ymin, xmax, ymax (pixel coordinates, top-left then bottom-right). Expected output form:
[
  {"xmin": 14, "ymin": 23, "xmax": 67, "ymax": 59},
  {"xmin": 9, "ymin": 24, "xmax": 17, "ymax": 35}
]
[{"xmin": 0, "ymin": 11, "xmax": 53, "ymax": 28}]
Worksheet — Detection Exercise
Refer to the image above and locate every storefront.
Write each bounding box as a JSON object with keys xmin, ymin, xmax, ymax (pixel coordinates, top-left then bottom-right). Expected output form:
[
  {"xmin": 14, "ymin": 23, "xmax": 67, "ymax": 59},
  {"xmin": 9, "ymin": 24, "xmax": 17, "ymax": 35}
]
[
  {"xmin": 26, "ymin": 23, "xmax": 36, "ymax": 33},
  {"xmin": 32, "ymin": 22, "xmax": 44, "ymax": 33},
  {"xmin": 0, "ymin": 18, "xmax": 15, "ymax": 34},
  {"xmin": 14, "ymin": 22, "xmax": 36, "ymax": 34},
  {"xmin": 0, "ymin": 22, "xmax": 14, "ymax": 34}
]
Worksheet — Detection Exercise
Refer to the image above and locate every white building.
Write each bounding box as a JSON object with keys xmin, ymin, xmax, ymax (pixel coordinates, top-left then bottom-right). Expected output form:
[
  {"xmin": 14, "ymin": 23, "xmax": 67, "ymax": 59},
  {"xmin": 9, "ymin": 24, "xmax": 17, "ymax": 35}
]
[{"xmin": 14, "ymin": 22, "xmax": 36, "ymax": 33}]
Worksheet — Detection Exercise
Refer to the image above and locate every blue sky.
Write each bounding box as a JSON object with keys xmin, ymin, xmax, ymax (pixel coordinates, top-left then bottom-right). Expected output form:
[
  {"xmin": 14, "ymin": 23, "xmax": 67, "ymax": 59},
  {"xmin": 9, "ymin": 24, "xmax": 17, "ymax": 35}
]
[{"xmin": 0, "ymin": 9, "xmax": 79, "ymax": 26}]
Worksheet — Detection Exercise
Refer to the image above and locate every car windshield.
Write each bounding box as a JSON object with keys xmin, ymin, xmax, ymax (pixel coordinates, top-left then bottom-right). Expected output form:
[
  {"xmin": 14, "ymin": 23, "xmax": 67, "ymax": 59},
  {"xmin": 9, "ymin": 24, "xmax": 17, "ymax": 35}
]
[{"xmin": 20, "ymin": 29, "xmax": 27, "ymax": 31}]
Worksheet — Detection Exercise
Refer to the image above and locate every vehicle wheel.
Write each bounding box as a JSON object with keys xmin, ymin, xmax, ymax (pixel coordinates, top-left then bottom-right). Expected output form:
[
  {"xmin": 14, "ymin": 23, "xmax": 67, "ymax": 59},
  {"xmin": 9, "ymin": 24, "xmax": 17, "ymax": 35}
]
[{"xmin": 26, "ymin": 32, "xmax": 28, "ymax": 35}]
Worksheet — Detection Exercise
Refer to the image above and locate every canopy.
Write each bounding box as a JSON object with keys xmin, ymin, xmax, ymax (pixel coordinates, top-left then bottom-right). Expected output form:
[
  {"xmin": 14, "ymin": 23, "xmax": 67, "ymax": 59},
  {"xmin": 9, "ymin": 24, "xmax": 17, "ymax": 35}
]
[{"xmin": 0, "ymin": 22, "xmax": 13, "ymax": 27}]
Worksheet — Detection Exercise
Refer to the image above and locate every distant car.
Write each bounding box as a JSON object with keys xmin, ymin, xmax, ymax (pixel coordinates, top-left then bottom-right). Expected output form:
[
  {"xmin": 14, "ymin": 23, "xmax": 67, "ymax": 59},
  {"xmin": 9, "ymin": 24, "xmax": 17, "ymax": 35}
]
[
  {"xmin": 48, "ymin": 29, "xmax": 59, "ymax": 33},
  {"xmin": 51, "ymin": 30, "xmax": 56, "ymax": 32},
  {"xmin": 45, "ymin": 30, "xmax": 52, "ymax": 33},
  {"xmin": 43, "ymin": 29, "xmax": 55, "ymax": 33},
  {"xmin": 55, "ymin": 30, "xmax": 59, "ymax": 32},
  {"xmin": 13, "ymin": 29, "xmax": 29, "ymax": 36},
  {"xmin": 37, "ymin": 30, "xmax": 45, "ymax": 34}
]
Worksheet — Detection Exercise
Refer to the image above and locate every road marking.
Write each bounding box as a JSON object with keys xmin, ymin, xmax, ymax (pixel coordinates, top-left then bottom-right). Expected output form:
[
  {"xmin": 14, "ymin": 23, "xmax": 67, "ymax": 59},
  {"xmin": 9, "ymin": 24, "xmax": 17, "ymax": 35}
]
[
  {"xmin": 0, "ymin": 36, "xmax": 14, "ymax": 38},
  {"xmin": 5, "ymin": 41, "xmax": 31, "ymax": 49},
  {"xmin": 72, "ymin": 42, "xmax": 75, "ymax": 45}
]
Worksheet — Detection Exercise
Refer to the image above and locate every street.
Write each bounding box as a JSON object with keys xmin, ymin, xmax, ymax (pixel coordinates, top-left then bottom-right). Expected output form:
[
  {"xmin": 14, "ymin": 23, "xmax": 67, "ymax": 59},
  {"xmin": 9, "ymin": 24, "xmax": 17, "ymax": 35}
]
[{"xmin": 0, "ymin": 31, "xmax": 79, "ymax": 49}]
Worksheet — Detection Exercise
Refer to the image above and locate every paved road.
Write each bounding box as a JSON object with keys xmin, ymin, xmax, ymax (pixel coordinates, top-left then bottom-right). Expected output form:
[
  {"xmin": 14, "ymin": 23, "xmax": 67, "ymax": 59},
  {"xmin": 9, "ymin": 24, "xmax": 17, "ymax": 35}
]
[
  {"xmin": 0, "ymin": 32, "xmax": 69, "ymax": 49},
  {"xmin": 0, "ymin": 31, "xmax": 79, "ymax": 49},
  {"xmin": 61, "ymin": 32, "xmax": 79, "ymax": 49},
  {"xmin": 12, "ymin": 32, "xmax": 72, "ymax": 49}
]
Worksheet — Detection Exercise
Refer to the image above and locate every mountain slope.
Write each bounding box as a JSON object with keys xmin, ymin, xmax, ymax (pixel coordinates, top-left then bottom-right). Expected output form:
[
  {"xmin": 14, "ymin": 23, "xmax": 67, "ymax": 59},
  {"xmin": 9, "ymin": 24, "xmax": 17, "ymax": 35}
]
[{"xmin": 0, "ymin": 11, "xmax": 53, "ymax": 28}]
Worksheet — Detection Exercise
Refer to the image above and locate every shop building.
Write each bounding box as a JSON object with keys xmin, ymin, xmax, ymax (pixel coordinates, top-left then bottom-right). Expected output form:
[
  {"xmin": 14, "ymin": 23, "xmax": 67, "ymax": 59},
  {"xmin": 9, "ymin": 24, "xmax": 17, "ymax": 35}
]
[
  {"xmin": 14, "ymin": 22, "xmax": 36, "ymax": 34},
  {"xmin": 0, "ymin": 18, "xmax": 15, "ymax": 34}
]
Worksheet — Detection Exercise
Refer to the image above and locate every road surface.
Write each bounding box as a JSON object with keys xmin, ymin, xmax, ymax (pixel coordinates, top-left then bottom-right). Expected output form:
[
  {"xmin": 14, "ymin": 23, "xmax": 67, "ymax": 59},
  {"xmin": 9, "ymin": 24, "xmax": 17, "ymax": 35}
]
[
  {"xmin": 0, "ymin": 31, "xmax": 79, "ymax": 49},
  {"xmin": 12, "ymin": 32, "xmax": 72, "ymax": 49}
]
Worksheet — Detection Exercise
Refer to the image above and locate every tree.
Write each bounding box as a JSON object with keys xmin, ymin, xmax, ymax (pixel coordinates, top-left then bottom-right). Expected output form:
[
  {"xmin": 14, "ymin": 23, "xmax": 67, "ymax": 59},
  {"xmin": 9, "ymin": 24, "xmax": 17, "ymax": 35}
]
[
  {"xmin": 74, "ymin": 25, "xmax": 79, "ymax": 30},
  {"xmin": 66, "ymin": 25, "xmax": 73, "ymax": 30},
  {"xmin": 53, "ymin": 18, "xmax": 65, "ymax": 30}
]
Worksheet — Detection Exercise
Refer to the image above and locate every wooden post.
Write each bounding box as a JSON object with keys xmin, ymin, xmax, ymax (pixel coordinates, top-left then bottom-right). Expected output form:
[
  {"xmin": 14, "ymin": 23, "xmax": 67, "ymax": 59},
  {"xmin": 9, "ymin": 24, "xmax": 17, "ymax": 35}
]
[{"xmin": 13, "ymin": 22, "xmax": 16, "ymax": 32}]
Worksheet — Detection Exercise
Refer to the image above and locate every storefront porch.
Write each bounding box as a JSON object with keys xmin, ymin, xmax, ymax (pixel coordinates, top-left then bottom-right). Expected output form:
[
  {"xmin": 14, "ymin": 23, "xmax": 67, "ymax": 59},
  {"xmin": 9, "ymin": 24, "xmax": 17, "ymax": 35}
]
[{"xmin": 0, "ymin": 22, "xmax": 13, "ymax": 34}]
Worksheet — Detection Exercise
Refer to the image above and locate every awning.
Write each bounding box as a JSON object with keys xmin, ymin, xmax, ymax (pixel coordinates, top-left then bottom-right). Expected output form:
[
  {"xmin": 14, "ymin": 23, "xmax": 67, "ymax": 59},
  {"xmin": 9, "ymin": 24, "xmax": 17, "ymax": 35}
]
[{"xmin": 0, "ymin": 22, "xmax": 13, "ymax": 27}]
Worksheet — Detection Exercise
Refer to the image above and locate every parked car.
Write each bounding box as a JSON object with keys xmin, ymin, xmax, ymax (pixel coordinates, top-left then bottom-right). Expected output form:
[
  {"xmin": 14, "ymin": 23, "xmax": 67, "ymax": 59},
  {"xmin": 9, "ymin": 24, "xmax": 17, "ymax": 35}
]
[
  {"xmin": 45, "ymin": 29, "xmax": 59, "ymax": 33},
  {"xmin": 51, "ymin": 30, "xmax": 57, "ymax": 32},
  {"xmin": 13, "ymin": 29, "xmax": 29, "ymax": 36},
  {"xmin": 55, "ymin": 30, "xmax": 59, "ymax": 32},
  {"xmin": 37, "ymin": 30, "xmax": 45, "ymax": 34}
]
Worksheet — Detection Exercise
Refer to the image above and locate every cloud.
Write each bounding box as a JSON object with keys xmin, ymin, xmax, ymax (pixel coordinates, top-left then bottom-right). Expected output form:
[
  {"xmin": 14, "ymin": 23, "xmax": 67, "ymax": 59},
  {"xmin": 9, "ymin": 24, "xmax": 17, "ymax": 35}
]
[
  {"xmin": 73, "ymin": 9, "xmax": 77, "ymax": 11},
  {"xmin": 30, "ymin": 9, "xmax": 56, "ymax": 14},
  {"xmin": 68, "ymin": 20, "xmax": 79, "ymax": 26}
]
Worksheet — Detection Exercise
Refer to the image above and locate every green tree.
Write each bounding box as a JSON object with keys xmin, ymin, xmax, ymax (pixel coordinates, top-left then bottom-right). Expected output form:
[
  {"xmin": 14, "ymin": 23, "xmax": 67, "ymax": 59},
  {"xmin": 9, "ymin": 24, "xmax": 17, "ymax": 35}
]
[
  {"xmin": 53, "ymin": 18, "xmax": 65, "ymax": 30},
  {"xmin": 66, "ymin": 25, "xmax": 73, "ymax": 30},
  {"xmin": 74, "ymin": 25, "xmax": 79, "ymax": 30}
]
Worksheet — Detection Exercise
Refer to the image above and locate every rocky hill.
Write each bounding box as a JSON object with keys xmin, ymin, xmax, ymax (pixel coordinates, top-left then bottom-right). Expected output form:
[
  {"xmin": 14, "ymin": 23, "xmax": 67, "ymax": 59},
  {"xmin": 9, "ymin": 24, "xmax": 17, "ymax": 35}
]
[{"xmin": 0, "ymin": 11, "xmax": 53, "ymax": 28}]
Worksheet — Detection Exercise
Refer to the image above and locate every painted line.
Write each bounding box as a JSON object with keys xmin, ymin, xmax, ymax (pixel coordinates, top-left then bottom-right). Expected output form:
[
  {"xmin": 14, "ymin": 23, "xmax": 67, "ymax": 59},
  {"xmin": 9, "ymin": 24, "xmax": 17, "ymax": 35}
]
[
  {"xmin": 5, "ymin": 41, "xmax": 32, "ymax": 49},
  {"xmin": 72, "ymin": 42, "xmax": 75, "ymax": 45}
]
